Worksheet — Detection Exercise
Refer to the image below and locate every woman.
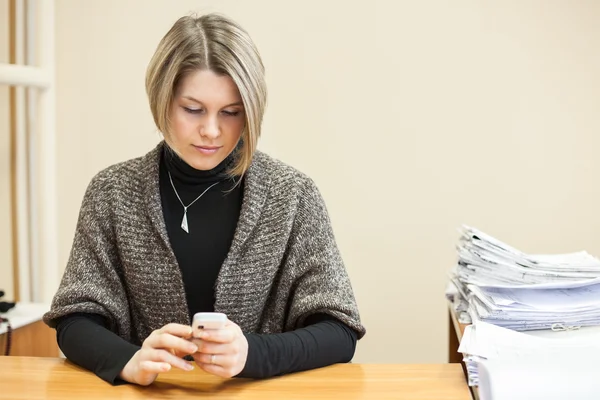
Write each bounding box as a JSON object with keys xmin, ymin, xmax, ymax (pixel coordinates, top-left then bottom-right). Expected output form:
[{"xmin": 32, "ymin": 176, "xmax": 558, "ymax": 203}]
[{"xmin": 43, "ymin": 13, "xmax": 365, "ymax": 386}]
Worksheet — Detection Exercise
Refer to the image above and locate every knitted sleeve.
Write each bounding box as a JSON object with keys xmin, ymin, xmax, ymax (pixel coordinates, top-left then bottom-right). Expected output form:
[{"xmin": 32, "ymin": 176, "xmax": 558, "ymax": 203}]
[
  {"xmin": 283, "ymin": 177, "xmax": 366, "ymax": 339},
  {"xmin": 43, "ymin": 172, "xmax": 132, "ymax": 341}
]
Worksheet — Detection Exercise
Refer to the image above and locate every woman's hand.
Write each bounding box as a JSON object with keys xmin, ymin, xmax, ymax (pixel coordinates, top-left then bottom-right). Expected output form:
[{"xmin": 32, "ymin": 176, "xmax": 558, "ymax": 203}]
[
  {"xmin": 119, "ymin": 323, "xmax": 198, "ymax": 386},
  {"xmin": 191, "ymin": 320, "xmax": 248, "ymax": 378}
]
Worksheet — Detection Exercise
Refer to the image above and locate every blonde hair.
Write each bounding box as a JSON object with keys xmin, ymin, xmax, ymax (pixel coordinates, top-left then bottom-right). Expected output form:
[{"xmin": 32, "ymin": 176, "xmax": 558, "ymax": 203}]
[{"xmin": 145, "ymin": 13, "xmax": 267, "ymax": 177}]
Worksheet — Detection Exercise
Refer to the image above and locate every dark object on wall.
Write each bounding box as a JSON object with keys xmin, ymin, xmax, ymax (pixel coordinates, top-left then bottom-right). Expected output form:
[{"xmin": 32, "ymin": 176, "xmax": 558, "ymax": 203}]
[
  {"xmin": 0, "ymin": 290, "xmax": 16, "ymax": 313},
  {"xmin": 0, "ymin": 290, "xmax": 14, "ymax": 355}
]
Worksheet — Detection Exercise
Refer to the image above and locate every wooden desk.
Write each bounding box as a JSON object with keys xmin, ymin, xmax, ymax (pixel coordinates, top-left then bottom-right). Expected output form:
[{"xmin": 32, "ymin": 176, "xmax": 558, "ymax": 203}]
[
  {"xmin": 0, "ymin": 357, "xmax": 471, "ymax": 399},
  {"xmin": 448, "ymin": 303, "xmax": 467, "ymax": 363},
  {"xmin": 0, "ymin": 303, "xmax": 59, "ymax": 357}
]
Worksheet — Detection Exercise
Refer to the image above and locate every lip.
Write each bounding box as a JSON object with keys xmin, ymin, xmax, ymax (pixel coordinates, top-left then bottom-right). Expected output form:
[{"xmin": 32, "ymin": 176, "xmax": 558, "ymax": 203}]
[{"xmin": 193, "ymin": 145, "xmax": 221, "ymax": 155}]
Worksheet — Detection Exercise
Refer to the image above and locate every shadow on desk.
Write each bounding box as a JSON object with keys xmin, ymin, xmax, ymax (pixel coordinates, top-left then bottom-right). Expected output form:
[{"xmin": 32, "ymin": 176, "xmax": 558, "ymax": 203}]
[
  {"xmin": 132, "ymin": 367, "xmax": 366, "ymax": 398},
  {"xmin": 34, "ymin": 358, "xmax": 366, "ymax": 399}
]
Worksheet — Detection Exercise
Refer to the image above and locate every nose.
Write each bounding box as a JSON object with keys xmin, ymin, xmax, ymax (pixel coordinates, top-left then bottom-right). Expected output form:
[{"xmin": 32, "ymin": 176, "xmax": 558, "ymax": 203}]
[{"xmin": 200, "ymin": 114, "xmax": 220, "ymax": 139}]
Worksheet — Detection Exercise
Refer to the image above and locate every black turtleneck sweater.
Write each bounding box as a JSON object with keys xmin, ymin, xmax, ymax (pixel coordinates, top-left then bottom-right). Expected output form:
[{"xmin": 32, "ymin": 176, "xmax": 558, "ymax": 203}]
[
  {"xmin": 160, "ymin": 145, "xmax": 243, "ymax": 315},
  {"xmin": 54, "ymin": 145, "xmax": 357, "ymax": 383}
]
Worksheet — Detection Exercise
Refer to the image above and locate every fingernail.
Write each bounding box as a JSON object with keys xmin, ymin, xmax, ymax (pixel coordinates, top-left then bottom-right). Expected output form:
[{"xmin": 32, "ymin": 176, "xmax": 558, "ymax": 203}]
[
  {"xmin": 198, "ymin": 331, "xmax": 207, "ymax": 339},
  {"xmin": 184, "ymin": 363, "xmax": 194, "ymax": 371},
  {"xmin": 189, "ymin": 345, "xmax": 198, "ymax": 353},
  {"xmin": 163, "ymin": 363, "xmax": 171, "ymax": 372}
]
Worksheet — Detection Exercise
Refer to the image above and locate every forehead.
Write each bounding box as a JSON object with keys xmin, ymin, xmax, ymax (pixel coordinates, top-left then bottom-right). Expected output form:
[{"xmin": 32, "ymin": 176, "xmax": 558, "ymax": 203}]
[{"xmin": 176, "ymin": 69, "xmax": 242, "ymax": 105}]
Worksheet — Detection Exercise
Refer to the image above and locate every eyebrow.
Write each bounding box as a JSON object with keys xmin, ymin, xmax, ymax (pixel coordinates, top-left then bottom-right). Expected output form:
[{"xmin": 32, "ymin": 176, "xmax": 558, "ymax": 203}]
[{"xmin": 182, "ymin": 95, "xmax": 243, "ymax": 108}]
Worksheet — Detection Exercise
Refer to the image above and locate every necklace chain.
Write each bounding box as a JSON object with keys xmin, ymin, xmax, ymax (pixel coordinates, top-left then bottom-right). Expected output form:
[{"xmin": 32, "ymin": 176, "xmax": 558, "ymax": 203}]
[{"xmin": 168, "ymin": 171, "xmax": 220, "ymax": 233}]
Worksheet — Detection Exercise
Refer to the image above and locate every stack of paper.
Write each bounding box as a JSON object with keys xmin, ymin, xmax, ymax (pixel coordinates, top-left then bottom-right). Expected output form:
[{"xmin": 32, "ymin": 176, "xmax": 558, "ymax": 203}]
[
  {"xmin": 477, "ymin": 358, "xmax": 600, "ymax": 400},
  {"xmin": 456, "ymin": 225, "xmax": 600, "ymax": 287},
  {"xmin": 445, "ymin": 280, "xmax": 472, "ymax": 325},
  {"xmin": 450, "ymin": 225, "xmax": 600, "ymax": 331},
  {"xmin": 450, "ymin": 225, "xmax": 600, "ymax": 395},
  {"xmin": 468, "ymin": 280, "xmax": 600, "ymax": 330},
  {"xmin": 459, "ymin": 321, "xmax": 600, "ymax": 399}
]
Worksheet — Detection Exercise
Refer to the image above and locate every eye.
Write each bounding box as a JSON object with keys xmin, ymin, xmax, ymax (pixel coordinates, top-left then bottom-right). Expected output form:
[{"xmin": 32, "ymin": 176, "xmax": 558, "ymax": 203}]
[
  {"xmin": 222, "ymin": 110, "xmax": 240, "ymax": 117},
  {"xmin": 183, "ymin": 107, "xmax": 203, "ymax": 114}
]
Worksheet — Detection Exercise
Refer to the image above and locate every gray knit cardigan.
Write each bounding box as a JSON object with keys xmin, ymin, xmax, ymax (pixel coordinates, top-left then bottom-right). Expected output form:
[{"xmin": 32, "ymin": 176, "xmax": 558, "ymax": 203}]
[{"xmin": 44, "ymin": 143, "xmax": 365, "ymax": 344}]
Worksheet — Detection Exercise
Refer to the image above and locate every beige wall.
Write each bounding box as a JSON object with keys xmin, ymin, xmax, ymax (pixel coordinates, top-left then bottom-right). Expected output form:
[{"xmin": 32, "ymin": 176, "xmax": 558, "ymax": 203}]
[
  {"xmin": 0, "ymin": 0, "xmax": 14, "ymax": 302},
  {"xmin": 53, "ymin": 0, "xmax": 600, "ymax": 363}
]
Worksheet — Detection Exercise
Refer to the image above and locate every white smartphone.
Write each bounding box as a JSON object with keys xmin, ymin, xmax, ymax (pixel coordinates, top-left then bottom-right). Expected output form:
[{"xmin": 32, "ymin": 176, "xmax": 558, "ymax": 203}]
[{"xmin": 192, "ymin": 312, "xmax": 227, "ymax": 337}]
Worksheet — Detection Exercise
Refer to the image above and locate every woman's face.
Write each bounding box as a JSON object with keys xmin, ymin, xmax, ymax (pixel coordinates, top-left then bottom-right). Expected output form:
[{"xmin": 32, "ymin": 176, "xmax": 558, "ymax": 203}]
[{"xmin": 167, "ymin": 69, "xmax": 246, "ymax": 170}]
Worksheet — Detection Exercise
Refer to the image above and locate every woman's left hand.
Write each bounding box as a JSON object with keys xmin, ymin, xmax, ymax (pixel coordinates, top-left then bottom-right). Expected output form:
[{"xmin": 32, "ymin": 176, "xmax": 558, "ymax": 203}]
[{"xmin": 191, "ymin": 319, "xmax": 248, "ymax": 378}]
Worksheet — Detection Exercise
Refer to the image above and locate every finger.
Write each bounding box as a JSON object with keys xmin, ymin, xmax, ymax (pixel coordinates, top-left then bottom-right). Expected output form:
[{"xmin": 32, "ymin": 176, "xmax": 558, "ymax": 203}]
[
  {"xmin": 157, "ymin": 323, "xmax": 194, "ymax": 339},
  {"xmin": 139, "ymin": 360, "xmax": 172, "ymax": 373},
  {"xmin": 194, "ymin": 327, "xmax": 236, "ymax": 343},
  {"xmin": 192, "ymin": 352, "xmax": 233, "ymax": 368},
  {"xmin": 146, "ymin": 333, "xmax": 198, "ymax": 355},
  {"xmin": 197, "ymin": 362, "xmax": 236, "ymax": 378},
  {"xmin": 149, "ymin": 349, "xmax": 195, "ymax": 371},
  {"xmin": 190, "ymin": 339, "xmax": 231, "ymax": 355},
  {"xmin": 172, "ymin": 348, "xmax": 193, "ymax": 359}
]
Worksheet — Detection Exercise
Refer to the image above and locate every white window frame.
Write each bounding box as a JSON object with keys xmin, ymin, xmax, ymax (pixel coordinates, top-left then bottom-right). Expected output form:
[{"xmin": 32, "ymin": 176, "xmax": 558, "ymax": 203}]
[{"xmin": 0, "ymin": 0, "xmax": 57, "ymax": 303}]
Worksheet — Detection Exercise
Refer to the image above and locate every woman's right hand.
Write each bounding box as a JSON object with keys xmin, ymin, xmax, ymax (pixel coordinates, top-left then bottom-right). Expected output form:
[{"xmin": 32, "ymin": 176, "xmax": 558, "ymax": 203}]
[{"xmin": 119, "ymin": 323, "xmax": 198, "ymax": 386}]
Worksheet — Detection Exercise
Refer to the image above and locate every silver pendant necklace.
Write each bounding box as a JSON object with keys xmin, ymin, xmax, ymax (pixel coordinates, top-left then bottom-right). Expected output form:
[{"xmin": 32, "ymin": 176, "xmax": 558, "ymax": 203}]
[{"xmin": 168, "ymin": 171, "xmax": 220, "ymax": 233}]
